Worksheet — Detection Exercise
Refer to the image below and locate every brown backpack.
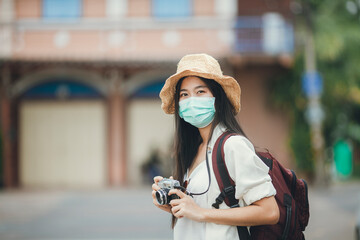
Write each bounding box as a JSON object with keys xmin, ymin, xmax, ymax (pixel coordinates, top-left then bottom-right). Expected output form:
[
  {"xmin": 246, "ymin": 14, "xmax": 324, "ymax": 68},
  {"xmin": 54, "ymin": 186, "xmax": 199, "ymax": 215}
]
[{"xmin": 211, "ymin": 132, "xmax": 310, "ymax": 240}]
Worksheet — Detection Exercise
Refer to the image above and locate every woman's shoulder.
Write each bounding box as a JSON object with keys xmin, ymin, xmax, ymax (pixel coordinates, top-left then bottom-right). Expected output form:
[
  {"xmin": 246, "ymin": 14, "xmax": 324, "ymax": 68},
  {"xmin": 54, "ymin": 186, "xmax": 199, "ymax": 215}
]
[{"xmin": 223, "ymin": 134, "xmax": 255, "ymax": 153}]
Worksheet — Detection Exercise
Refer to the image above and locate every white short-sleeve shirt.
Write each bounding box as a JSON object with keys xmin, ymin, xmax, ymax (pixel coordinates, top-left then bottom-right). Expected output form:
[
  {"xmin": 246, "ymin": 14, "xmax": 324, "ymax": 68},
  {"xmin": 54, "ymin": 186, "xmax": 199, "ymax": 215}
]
[{"xmin": 173, "ymin": 124, "xmax": 276, "ymax": 240}]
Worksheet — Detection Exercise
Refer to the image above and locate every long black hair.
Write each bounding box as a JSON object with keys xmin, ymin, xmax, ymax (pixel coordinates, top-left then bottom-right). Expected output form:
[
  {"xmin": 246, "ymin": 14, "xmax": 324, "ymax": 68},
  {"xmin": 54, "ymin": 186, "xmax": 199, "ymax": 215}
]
[{"xmin": 171, "ymin": 76, "xmax": 246, "ymax": 227}]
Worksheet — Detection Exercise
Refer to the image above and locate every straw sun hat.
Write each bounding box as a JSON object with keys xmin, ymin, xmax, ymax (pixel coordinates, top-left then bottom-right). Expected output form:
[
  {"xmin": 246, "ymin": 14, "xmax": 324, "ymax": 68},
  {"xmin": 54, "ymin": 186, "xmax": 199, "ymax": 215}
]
[{"xmin": 159, "ymin": 53, "xmax": 241, "ymax": 115}]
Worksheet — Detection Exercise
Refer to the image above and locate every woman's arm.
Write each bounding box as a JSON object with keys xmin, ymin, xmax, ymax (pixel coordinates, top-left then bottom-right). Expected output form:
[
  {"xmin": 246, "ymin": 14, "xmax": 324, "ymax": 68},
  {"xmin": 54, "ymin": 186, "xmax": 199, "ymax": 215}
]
[
  {"xmin": 202, "ymin": 196, "xmax": 279, "ymax": 226},
  {"xmin": 169, "ymin": 189, "xmax": 279, "ymax": 226}
]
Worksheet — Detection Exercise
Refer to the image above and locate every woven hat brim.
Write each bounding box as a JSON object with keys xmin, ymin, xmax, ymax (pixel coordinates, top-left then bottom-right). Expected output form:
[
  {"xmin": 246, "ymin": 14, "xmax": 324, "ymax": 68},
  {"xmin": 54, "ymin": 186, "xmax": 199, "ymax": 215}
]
[{"xmin": 159, "ymin": 69, "xmax": 241, "ymax": 114}]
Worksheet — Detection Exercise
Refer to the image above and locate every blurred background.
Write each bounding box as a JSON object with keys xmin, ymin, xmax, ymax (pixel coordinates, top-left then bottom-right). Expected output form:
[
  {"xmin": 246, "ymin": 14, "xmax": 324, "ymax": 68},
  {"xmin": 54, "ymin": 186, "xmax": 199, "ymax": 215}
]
[{"xmin": 0, "ymin": 0, "xmax": 359, "ymax": 239}]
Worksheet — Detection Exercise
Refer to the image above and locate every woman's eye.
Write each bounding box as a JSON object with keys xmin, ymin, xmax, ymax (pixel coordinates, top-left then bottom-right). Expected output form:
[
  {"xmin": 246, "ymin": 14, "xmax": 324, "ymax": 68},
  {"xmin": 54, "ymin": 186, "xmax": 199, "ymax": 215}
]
[
  {"xmin": 197, "ymin": 90, "xmax": 205, "ymax": 94},
  {"xmin": 180, "ymin": 93, "xmax": 188, "ymax": 97}
]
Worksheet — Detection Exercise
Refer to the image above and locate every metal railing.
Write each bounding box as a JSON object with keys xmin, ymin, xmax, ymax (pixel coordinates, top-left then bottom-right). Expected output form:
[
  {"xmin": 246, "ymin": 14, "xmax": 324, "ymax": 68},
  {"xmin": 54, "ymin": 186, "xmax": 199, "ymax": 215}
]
[{"xmin": 234, "ymin": 14, "xmax": 294, "ymax": 55}]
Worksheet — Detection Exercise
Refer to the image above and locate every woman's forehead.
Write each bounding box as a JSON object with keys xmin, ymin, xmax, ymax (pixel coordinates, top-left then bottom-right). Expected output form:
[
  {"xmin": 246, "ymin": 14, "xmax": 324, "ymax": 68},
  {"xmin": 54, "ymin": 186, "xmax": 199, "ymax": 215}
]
[{"xmin": 180, "ymin": 76, "xmax": 207, "ymax": 90}]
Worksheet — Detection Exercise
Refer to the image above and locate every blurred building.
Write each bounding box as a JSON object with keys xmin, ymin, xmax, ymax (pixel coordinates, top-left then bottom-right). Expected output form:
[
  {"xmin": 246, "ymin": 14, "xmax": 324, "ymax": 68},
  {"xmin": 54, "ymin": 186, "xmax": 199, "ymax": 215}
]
[{"xmin": 0, "ymin": 0, "xmax": 294, "ymax": 188}]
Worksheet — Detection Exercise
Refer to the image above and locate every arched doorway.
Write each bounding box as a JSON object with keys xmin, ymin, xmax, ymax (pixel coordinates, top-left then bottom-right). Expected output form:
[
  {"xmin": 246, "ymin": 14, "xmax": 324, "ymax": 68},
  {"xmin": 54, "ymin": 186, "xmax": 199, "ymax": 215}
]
[
  {"xmin": 18, "ymin": 79, "xmax": 107, "ymax": 188},
  {"xmin": 127, "ymin": 78, "xmax": 174, "ymax": 185}
]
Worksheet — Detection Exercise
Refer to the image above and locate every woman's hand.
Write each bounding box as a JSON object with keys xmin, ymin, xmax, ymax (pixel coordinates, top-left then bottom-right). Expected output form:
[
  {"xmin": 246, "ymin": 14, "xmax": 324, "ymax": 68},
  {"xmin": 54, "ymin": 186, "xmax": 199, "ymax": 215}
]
[
  {"xmin": 169, "ymin": 189, "xmax": 206, "ymax": 222},
  {"xmin": 151, "ymin": 176, "xmax": 172, "ymax": 213}
]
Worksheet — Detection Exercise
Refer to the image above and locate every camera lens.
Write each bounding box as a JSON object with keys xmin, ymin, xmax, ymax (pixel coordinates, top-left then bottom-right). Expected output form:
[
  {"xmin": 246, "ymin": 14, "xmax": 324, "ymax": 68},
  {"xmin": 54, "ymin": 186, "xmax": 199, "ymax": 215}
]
[{"xmin": 155, "ymin": 189, "xmax": 168, "ymax": 205}]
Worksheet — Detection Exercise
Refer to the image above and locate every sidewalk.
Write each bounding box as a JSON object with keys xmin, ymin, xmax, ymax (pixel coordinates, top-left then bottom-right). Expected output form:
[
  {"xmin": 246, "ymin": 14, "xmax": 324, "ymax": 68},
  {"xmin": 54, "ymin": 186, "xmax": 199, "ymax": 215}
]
[
  {"xmin": 0, "ymin": 188, "xmax": 173, "ymax": 240},
  {"xmin": 305, "ymin": 181, "xmax": 360, "ymax": 240},
  {"xmin": 0, "ymin": 181, "xmax": 359, "ymax": 240}
]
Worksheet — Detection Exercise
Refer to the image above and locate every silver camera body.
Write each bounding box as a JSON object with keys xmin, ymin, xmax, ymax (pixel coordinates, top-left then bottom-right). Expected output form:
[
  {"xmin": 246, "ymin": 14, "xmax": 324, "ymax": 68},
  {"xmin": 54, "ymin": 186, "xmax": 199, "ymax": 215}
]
[{"xmin": 155, "ymin": 178, "xmax": 181, "ymax": 205}]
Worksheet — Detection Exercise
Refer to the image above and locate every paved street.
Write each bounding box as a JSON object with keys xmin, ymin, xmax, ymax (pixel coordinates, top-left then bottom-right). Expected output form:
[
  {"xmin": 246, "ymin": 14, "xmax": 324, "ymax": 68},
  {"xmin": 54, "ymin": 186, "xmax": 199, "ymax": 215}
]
[
  {"xmin": 0, "ymin": 187, "xmax": 173, "ymax": 240},
  {"xmin": 0, "ymin": 181, "xmax": 359, "ymax": 240},
  {"xmin": 305, "ymin": 181, "xmax": 360, "ymax": 240}
]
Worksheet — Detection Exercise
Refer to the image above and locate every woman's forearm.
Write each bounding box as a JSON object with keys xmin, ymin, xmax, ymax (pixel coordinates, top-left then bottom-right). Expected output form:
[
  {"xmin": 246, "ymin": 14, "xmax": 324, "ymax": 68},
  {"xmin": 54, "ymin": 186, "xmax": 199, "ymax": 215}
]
[{"xmin": 201, "ymin": 196, "xmax": 279, "ymax": 226}]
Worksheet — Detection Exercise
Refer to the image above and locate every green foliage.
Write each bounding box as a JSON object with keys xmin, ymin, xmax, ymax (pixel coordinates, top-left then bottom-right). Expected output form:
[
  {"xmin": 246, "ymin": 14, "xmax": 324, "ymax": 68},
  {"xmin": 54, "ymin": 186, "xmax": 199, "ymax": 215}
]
[
  {"xmin": 315, "ymin": 1, "xmax": 360, "ymax": 154},
  {"xmin": 290, "ymin": 114, "xmax": 314, "ymax": 173},
  {"xmin": 268, "ymin": 57, "xmax": 314, "ymax": 174},
  {"xmin": 268, "ymin": 0, "xmax": 360, "ymax": 177}
]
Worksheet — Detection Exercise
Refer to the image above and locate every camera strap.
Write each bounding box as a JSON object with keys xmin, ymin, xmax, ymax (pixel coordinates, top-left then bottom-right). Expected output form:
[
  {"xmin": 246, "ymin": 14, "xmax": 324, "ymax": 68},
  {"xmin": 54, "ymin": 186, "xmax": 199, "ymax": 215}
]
[{"xmin": 186, "ymin": 146, "xmax": 212, "ymax": 197}]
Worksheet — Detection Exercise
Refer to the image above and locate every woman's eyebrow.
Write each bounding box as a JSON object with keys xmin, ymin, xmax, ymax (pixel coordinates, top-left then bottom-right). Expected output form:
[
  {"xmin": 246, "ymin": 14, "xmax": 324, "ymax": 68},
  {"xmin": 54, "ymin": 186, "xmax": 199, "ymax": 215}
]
[
  {"xmin": 180, "ymin": 85, "xmax": 208, "ymax": 92},
  {"xmin": 194, "ymin": 85, "xmax": 208, "ymax": 89}
]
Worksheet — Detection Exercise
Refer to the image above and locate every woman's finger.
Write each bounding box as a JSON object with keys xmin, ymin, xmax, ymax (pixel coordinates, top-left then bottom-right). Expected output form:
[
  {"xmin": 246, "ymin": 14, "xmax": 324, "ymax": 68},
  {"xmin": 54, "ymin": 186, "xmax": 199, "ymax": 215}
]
[
  {"xmin": 173, "ymin": 208, "xmax": 184, "ymax": 219},
  {"xmin": 168, "ymin": 189, "xmax": 186, "ymax": 199},
  {"xmin": 169, "ymin": 198, "xmax": 181, "ymax": 207},
  {"xmin": 153, "ymin": 176, "xmax": 163, "ymax": 183},
  {"xmin": 152, "ymin": 183, "xmax": 160, "ymax": 191},
  {"xmin": 154, "ymin": 202, "xmax": 172, "ymax": 213},
  {"xmin": 171, "ymin": 205, "xmax": 180, "ymax": 214},
  {"xmin": 152, "ymin": 190, "xmax": 157, "ymax": 198}
]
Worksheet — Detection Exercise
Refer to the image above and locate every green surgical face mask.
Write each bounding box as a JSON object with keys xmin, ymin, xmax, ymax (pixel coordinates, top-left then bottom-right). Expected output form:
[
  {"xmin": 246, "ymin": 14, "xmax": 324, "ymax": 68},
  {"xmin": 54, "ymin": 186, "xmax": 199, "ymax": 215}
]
[{"xmin": 179, "ymin": 97, "xmax": 216, "ymax": 128}]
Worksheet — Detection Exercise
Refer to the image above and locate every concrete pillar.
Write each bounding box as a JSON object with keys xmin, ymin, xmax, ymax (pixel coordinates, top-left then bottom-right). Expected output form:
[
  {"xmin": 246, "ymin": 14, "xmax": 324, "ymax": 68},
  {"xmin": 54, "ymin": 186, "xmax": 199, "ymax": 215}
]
[
  {"xmin": 0, "ymin": 0, "xmax": 14, "ymax": 21},
  {"xmin": 0, "ymin": 65, "xmax": 14, "ymax": 187},
  {"xmin": 0, "ymin": 0, "xmax": 14, "ymax": 57},
  {"xmin": 107, "ymin": 70, "xmax": 127, "ymax": 186}
]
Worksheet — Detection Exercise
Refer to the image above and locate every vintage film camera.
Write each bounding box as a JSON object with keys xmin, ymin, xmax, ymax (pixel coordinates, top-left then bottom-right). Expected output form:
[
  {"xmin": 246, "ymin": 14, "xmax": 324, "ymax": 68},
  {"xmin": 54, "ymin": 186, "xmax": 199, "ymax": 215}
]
[{"xmin": 155, "ymin": 178, "xmax": 182, "ymax": 205}]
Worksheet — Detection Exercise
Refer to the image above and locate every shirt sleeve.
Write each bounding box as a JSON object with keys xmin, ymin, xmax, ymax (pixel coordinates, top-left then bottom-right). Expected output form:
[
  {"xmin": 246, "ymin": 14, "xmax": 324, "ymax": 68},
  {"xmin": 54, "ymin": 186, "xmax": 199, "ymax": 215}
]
[{"xmin": 223, "ymin": 135, "xmax": 276, "ymax": 205}]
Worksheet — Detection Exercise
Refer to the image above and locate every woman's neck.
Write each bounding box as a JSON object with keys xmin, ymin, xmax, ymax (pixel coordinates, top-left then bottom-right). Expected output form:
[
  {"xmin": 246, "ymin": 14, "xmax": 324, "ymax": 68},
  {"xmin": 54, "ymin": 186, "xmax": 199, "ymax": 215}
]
[{"xmin": 198, "ymin": 124, "xmax": 212, "ymax": 145}]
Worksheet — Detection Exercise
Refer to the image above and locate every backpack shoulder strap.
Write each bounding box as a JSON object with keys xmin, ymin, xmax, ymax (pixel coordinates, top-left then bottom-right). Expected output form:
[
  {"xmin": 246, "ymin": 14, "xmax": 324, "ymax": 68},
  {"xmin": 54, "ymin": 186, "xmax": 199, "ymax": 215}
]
[
  {"xmin": 212, "ymin": 132, "xmax": 237, "ymax": 208},
  {"xmin": 211, "ymin": 132, "xmax": 251, "ymax": 240}
]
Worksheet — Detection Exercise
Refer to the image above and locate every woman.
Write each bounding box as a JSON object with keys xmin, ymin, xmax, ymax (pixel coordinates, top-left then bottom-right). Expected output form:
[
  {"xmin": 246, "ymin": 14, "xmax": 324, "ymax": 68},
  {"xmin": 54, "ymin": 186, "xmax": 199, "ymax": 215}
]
[{"xmin": 152, "ymin": 53, "xmax": 279, "ymax": 239}]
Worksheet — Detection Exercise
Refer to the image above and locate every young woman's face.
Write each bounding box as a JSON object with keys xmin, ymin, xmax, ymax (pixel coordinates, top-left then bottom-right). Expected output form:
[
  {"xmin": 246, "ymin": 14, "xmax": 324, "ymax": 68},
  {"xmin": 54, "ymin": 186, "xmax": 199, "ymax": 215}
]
[{"xmin": 179, "ymin": 76, "xmax": 214, "ymax": 101}]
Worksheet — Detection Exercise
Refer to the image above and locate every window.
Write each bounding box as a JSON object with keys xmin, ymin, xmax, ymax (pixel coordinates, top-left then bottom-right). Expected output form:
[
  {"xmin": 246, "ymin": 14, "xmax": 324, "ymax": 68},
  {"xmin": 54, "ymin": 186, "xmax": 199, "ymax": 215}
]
[
  {"xmin": 23, "ymin": 80, "xmax": 103, "ymax": 99},
  {"xmin": 131, "ymin": 81, "xmax": 165, "ymax": 98},
  {"xmin": 152, "ymin": 0, "xmax": 191, "ymax": 18},
  {"xmin": 106, "ymin": 0, "xmax": 127, "ymax": 19},
  {"xmin": 43, "ymin": 0, "xmax": 82, "ymax": 19}
]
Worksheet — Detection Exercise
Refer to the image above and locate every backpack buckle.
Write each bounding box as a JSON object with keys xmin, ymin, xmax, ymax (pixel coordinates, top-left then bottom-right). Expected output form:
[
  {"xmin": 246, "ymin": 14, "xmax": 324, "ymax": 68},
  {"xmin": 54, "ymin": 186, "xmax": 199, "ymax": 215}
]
[
  {"xmin": 224, "ymin": 186, "xmax": 235, "ymax": 195},
  {"xmin": 212, "ymin": 191, "xmax": 226, "ymax": 209}
]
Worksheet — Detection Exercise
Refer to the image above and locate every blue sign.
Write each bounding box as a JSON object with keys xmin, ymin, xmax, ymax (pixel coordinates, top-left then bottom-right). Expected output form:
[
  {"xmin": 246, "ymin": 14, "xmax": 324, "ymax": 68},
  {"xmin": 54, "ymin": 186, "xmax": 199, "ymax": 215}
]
[{"xmin": 302, "ymin": 71, "xmax": 323, "ymax": 97}]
